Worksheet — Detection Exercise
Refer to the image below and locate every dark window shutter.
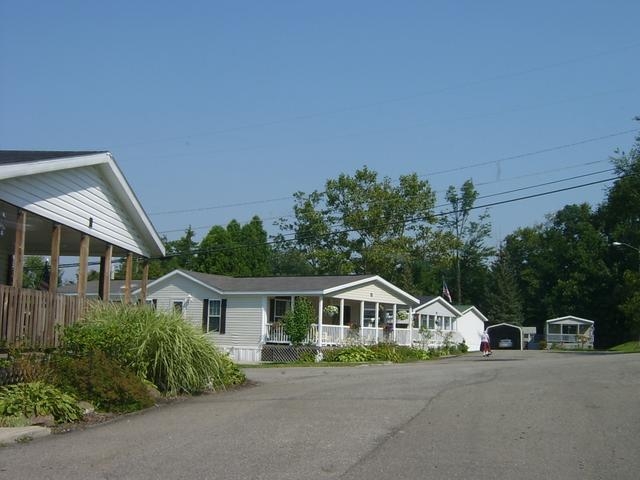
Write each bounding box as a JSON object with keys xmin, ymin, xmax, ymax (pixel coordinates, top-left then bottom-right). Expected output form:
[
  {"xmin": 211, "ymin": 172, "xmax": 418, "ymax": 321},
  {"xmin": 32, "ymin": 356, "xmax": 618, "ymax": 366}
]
[
  {"xmin": 219, "ymin": 299, "xmax": 227, "ymax": 335},
  {"xmin": 202, "ymin": 299, "xmax": 209, "ymax": 332},
  {"xmin": 269, "ymin": 298, "xmax": 275, "ymax": 322}
]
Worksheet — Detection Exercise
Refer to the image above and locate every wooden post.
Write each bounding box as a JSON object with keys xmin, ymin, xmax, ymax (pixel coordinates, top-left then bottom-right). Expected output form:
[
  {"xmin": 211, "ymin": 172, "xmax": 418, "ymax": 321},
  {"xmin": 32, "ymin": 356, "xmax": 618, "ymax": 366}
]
[
  {"xmin": 140, "ymin": 259, "xmax": 149, "ymax": 304},
  {"xmin": 49, "ymin": 224, "xmax": 61, "ymax": 295},
  {"xmin": 11, "ymin": 209, "xmax": 26, "ymax": 288},
  {"xmin": 124, "ymin": 253, "xmax": 133, "ymax": 304},
  {"xmin": 99, "ymin": 244, "xmax": 113, "ymax": 300},
  {"xmin": 77, "ymin": 234, "xmax": 90, "ymax": 298}
]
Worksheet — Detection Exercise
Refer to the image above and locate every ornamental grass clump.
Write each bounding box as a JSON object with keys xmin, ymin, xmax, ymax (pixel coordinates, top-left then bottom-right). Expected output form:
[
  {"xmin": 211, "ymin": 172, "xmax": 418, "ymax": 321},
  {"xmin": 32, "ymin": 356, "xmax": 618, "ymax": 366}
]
[{"xmin": 62, "ymin": 303, "xmax": 245, "ymax": 396}]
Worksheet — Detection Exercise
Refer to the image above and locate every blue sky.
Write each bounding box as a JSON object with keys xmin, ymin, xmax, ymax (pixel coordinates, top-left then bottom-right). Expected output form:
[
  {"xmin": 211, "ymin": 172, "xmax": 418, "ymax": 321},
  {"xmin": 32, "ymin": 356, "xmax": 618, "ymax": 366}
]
[{"xmin": 2, "ymin": 0, "xmax": 639, "ymax": 247}]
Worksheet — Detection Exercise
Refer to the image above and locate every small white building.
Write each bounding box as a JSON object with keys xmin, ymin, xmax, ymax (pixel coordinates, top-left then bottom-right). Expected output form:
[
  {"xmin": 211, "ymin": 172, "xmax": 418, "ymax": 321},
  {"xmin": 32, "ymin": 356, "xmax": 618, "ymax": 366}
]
[
  {"xmin": 546, "ymin": 316, "xmax": 595, "ymax": 349},
  {"xmin": 455, "ymin": 305, "xmax": 489, "ymax": 352}
]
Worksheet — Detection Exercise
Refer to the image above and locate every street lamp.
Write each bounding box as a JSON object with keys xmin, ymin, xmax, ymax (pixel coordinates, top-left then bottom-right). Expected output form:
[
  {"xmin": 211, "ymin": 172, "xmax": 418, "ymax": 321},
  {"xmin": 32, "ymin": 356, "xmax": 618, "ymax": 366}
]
[{"xmin": 612, "ymin": 241, "xmax": 640, "ymax": 273}]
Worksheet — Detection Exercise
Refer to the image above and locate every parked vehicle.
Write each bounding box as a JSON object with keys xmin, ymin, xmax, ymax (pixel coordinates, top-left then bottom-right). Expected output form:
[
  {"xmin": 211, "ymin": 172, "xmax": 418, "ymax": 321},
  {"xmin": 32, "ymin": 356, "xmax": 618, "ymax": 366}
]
[{"xmin": 498, "ymin": 338, "xmax": 513, "ymax": 348}]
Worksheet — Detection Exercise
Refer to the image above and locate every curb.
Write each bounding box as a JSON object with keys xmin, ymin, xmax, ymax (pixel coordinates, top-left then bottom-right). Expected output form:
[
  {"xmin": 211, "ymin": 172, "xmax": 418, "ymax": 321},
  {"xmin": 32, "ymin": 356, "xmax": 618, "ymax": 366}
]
[{"xmin": 0, "ymin": 426, "xmax": 51, "ymax": 445}]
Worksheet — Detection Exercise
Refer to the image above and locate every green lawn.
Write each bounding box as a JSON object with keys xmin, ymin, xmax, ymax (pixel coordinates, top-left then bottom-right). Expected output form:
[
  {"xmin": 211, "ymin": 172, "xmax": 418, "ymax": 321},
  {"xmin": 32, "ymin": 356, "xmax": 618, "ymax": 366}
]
[{"xmin": 609, "ymin": 341, "xmax": 640, "ymax": 353}]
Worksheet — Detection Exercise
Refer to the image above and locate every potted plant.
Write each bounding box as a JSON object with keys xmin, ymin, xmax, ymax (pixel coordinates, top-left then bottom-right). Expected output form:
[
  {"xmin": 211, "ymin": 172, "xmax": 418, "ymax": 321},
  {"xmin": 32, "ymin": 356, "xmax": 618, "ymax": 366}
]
[{"xmin": 323, "ymin": 305, "xmax": 339, "ymax": 317}]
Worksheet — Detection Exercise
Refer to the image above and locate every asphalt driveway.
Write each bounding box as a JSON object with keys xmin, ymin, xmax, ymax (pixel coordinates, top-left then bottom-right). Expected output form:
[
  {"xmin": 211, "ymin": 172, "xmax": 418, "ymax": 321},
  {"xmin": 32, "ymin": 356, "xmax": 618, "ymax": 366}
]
[{"xmin": 1, "ymin": 350, "xmax": 638, "ymax": 479}]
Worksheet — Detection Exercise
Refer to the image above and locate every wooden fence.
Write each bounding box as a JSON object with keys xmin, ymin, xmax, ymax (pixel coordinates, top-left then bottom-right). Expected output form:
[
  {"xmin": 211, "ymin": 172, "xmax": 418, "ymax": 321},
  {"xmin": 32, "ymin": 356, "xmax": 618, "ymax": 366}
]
[{"xmin": 0, "ymin": 285, "xmax": 87, "ymax": 349}]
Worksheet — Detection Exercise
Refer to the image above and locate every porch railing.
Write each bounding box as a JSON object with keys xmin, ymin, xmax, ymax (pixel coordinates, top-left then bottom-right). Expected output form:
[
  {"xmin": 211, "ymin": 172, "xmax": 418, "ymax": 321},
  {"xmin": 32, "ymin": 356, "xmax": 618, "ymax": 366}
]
[
  {"xmin": 546, "ymin": 333, "xmax": 592, "ymax": 344},
  {"xmin": 264, "ymin": 323, "xmax": 457, "ymax": 348},
  {"xmin": 0, "ymin": 285, "xmax": 87, "ymax": 348}
]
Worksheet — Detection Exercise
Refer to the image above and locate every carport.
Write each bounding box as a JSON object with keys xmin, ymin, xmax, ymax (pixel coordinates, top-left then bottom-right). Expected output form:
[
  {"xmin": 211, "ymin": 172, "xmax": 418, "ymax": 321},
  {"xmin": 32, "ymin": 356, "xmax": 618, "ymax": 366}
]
[{"xmin": 486, "ymin": 323, "xmax": 523, "ymax": 350}]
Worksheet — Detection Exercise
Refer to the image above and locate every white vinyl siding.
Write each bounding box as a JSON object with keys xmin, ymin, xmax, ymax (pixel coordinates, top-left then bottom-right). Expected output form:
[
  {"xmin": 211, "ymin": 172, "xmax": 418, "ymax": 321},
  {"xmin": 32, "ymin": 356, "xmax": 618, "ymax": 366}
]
[
  {"xmin": 214, "ymin": 296, "xmax": 263, "ymax": 349},
  {"xmin": 0, "ymin": 165, "xmax": 148, "ymax": 255},
  {"xmin": 333, "ymin": 282, "xmax": 410, "ymax": 305}
]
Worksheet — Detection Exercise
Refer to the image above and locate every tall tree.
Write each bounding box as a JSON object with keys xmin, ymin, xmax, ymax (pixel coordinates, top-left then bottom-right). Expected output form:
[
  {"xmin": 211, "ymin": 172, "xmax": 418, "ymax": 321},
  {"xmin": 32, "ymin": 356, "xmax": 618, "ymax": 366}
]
[
  {"xmin": 439, "ymin": 179, "xmax": 493, "ymax": 304},
  {"xmin": 597, "ymin": 125, "xmax": 640, "ymax": 344},
  {"xmin": 484, "ymin": 247, "xmax": 524, "ymax": 325},
  {"xmin": 197, "ymin": 217, "xmax": 271, "ymax": 276},
  {"xmin": 276, "ymin": 166, "xmax": 437, "ymax": 291}
]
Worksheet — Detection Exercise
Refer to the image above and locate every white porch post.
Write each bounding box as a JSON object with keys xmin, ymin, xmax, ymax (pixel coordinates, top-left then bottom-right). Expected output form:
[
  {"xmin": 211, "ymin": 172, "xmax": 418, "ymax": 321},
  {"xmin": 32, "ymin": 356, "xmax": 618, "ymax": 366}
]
[
  {"xmin": 339, "ymin": 298, "xmax": 345, "ymax": 343},
  {"xmin": 409, "ymin": 308, "xmax": 414, "ymax": 344},
  {"xmin": 374, "ymin": 302, "xmax": 380, "ymax": 343},
  {"xmin": 317, "ymin": 296, "xmax": 324, "ymax": 347},
  {"xmin": 261, "ymin": 296, "xmax": 268, "ymax": 341},
  {"xmin": 360, "ymin": 300, "xmax": 365, "ymax": 345},
  {"xmin": 392, "ymin": 304, "xmax": 397, "ymax": 342}
]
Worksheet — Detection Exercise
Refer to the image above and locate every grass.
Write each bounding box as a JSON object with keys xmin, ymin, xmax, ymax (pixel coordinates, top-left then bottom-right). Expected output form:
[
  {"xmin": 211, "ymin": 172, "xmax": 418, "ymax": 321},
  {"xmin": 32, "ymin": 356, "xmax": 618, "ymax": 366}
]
[{"xmin": 609, "ymin": 341, "xmax": 640, "ymax": 353}]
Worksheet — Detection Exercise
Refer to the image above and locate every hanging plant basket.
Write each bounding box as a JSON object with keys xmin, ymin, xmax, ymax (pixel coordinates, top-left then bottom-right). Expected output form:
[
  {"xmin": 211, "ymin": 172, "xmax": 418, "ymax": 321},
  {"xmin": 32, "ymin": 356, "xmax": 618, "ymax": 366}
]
[{"xmin": 324, "ymin": 305, "xmax": 339, "ymax": 317}]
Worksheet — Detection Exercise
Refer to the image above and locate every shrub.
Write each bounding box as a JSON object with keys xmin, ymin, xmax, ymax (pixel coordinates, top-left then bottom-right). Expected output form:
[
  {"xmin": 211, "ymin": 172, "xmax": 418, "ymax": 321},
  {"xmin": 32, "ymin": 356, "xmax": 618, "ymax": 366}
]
[
  {"xmin": 369, "ymin": 343, "xmax": 401, "ymax": 363},
  {"xmin": 52, "ymin": 350, "xmax": 154, "ymax": 413},
  {"xmin": 283, "ymin": 298, "xmax": 315, "ymax": 345},
  {"xmin": 332, "ymin": 346, "xmax": 377, "ymax": 363},
  {"xmin": 61, "ymin": 303, "xmax": 245, "ymax": 395},
  {"xmin": 0, "ymin": 381, "xmax": 83, "ymax": 424},
  {"xmin": 458, "ymin": 342, "xmax": 469, "ymax": 354}
]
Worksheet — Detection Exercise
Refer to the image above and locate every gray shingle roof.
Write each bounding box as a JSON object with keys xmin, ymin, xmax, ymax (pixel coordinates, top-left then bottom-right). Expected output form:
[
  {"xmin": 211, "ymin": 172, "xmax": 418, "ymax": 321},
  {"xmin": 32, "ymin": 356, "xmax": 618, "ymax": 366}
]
[
  {"xmin": 0, "ymin": 150, "xmax": 105, "ymax": 165},
  {"xmin": 178, "ymin": 269, "xmax": 377, "ymax": 293}
]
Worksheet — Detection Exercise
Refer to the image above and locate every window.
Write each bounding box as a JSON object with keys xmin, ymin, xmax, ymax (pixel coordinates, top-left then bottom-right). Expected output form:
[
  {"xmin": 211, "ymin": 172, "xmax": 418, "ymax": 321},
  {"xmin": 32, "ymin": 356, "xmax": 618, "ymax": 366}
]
[
  {"xmin": 363, "ymin": 302, "xmax": 376, "ymax": 327},
  {"xmin": 207, "ymin": 300, "xmax": 221, "ymax": 332},
  {"xmin": 428, "ymin": 315, "xmax": 436, "ymax": 330},
  {"xmin": 270, "ymin": 297, "xmax": 291, "ymax": 323},
  {"xmin": 173, "ymin": 301, "xmax": 183, "ymax": 314},
  {"xmin": 202, "ymin": 299, "xmax": 226, "ymax": 334}
]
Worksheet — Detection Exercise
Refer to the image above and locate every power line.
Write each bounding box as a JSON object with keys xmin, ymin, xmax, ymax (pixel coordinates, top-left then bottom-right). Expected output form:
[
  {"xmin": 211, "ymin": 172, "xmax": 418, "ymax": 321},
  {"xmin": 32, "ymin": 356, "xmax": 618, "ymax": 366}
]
[
  {"xmin": 149, "ymin": 129, "xmax": 636, "ymax": 220},
  {"xmin": 155, "ymin": 159, "xmax": 614, "ymax": 236},
  {"xmin": 52, "ymin": 171, "xmax": 630, "ymax": 272},
  {"xmin": 156, "ymin": 173, "xmax": 625, "ymax": 261}
]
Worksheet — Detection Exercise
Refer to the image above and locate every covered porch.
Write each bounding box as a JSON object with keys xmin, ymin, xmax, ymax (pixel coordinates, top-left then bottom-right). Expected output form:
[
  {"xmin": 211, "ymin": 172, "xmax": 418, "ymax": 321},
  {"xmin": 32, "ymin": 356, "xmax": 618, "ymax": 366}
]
[
  {"xmin": 545, "ymin": 316, "xmax": 595, "ymax": 349},
  {"xmin": 262, "ymin": 276, "xmax": 420, "ymax": 347},
  {"xmin": 264, "ymin": 295, "xmax": 461, "ymax": 348}
]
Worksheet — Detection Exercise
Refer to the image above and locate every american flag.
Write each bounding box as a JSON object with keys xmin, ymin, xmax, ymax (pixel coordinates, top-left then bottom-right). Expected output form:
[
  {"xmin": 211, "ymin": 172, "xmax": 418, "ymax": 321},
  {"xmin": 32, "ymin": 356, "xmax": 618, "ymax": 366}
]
[{"xmin": 442, "ymin": 280, "xmax": 452, "ymax": 303}]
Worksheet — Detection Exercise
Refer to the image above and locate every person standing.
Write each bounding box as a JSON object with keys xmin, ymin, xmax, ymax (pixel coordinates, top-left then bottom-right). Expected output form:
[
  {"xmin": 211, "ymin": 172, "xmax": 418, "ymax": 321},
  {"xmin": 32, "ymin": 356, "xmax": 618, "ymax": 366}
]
[{"xmin": 480, "ymin": 330, "xmax": 492, "ymax": 356}]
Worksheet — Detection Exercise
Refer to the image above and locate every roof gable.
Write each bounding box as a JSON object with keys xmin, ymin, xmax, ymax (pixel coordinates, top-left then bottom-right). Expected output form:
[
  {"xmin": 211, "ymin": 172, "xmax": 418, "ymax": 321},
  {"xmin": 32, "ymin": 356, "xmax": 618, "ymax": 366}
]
[
  {"xmin": 546, "ymin": 315, "xmax": 594, "ymax": 325},
  {"xmin": 0, "ymin": 150, "xmax": 164, "ymax": 258}
]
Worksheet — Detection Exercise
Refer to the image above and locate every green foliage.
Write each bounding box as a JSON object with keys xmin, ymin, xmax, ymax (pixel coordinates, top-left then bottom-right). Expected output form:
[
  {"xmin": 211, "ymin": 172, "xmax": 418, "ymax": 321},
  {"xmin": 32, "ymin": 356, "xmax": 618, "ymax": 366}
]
[
  {"xmin": 322, "ymin": 344, "xmax": 432, "ymax": 363},
  {"xmin": 485, "ymin": 247, "xmax": 524, "ymax": 325},
  {"xmin": 440, "ymin": 179, "xmax": 494, "ymax": 304},
  {"xmin": 0, "ymin": 413, "xmax": 30, "ymax": 427},
  {"xmin": 297, "ymin": 350, "xmax": 317, "ymax": 363},
  {"xmin": 61, "ymin": 303, "xmax": 245, "ymax": 395},
  {"xmin": 275, "ymin": 166, "xmax": 437, "ymax": 289},
  {"xmin": 0, "ymin": 381, "xmax": 82, "ymax": 424},
  {"xmin": 458, "ymin": 342, "xmax": 469, "ymax": 353},
  {"xmin": 331, "ymin": 346, "xmax": 377, "ymax": 363},
  {"xmin": 609, "ymin": 341, "xmax": 640, "ymax": 353},
  {"xmin": 283, "ymin": 297, "xmax": 315, "ymax": 345},
  {"xmin": 369, "ymin": 343, "xmax": 402, "ymax": 362},
  {"xmin": 52, "ymin": 350, "xmax": 154, "ymax": 413},
  {"xmin": 196, "ymin": 217, "xmax": 271, "ymax": 276}
]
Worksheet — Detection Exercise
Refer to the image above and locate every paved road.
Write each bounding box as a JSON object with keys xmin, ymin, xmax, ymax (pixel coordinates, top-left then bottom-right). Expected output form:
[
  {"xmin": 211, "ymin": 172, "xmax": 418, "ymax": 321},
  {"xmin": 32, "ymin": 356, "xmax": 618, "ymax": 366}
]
[{"xmin": 1, "ymin": 351, "xmax": 638, "ymax": 479}]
